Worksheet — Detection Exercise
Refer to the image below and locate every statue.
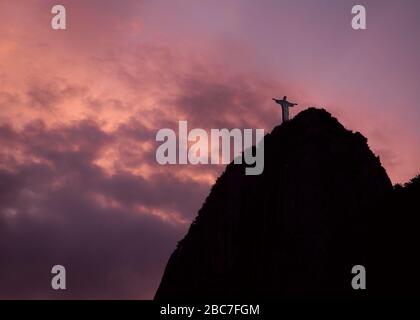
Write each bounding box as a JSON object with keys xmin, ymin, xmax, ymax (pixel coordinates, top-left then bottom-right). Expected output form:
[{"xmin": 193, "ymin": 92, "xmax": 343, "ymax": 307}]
[{"xmin": 273, "ymin": 96, "xmax": 298, "ymax": 122}]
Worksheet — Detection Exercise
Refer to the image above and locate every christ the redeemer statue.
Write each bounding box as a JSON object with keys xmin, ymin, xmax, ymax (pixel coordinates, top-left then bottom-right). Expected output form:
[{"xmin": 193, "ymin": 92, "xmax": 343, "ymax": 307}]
[{"xmin": 273, "ymin": 96, "xmax": 298, "ymax": 122}]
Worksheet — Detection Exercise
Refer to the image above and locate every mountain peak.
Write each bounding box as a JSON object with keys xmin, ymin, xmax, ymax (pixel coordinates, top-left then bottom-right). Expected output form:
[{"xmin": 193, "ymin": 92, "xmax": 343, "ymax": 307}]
[
  {"xmin": 271, "ymin": 107, "xmax": 367, "ymax": 146},
  {"xmin": 155, "ymin": 108, "xmax": 395, "ymax": 299}
]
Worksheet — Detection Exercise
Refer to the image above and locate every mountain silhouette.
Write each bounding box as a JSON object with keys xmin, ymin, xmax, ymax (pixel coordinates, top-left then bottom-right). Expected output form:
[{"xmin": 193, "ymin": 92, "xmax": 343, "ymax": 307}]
[{"xmin": 155, "ymin": 108, "xmax": 420, "ymax": 299}]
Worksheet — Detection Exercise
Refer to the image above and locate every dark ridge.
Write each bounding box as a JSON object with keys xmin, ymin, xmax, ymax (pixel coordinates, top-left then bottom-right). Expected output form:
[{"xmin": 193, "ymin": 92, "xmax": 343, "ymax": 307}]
[{"xmin": 155, "ymin": 108, "xmax": 419, "ymax": 299}]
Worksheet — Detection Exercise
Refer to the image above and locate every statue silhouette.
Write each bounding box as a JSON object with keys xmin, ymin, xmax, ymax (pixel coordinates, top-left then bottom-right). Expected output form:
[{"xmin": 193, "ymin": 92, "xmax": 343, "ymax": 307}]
[{"xmin": 273, "ymin": 96, "xmax": 298, "ymax": 122}]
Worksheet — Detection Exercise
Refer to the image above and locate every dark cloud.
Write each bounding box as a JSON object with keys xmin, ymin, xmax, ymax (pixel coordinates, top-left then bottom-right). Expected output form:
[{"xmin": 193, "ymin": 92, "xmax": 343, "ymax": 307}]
[
  {"xmin": 0, "ymin": 190, "xmax": 184, "ymax": 299},
  {"xmin": 171, "ymin": 75, "xmax": 281, "ymax": 129},
  {"xmin": 26, "ymin": 80, "xmax": 87, "ymax": 110},
  {"xmin": 0, "ymin": 119, "xmax": 210, "ymax": 299}
]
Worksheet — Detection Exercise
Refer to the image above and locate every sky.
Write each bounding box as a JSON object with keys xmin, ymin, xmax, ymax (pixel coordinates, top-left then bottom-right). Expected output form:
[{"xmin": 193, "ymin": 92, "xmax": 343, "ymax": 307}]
[{"xmin": 0, "ymin": 0, "xmax": 419, "ymax": 299}]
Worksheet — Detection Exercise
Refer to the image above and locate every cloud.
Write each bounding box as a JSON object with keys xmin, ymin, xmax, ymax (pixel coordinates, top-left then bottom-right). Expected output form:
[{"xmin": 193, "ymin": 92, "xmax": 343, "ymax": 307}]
[
  {"xmin": 0, "ymin": 190, "xmax": 184, "ymax": 299},
  {"xmin": 26, "ymin": 80, "xmax": 87, "ymax": 111},
  {"xmin": 0, "ymin": 119, "xmax": 210, "ymax": 299}
]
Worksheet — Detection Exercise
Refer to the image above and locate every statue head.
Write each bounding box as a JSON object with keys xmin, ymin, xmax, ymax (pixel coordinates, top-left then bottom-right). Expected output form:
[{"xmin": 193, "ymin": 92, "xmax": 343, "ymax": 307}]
[{"xmin": 283, "ymin": 96, "xmax": 287, "ymax": 100}]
